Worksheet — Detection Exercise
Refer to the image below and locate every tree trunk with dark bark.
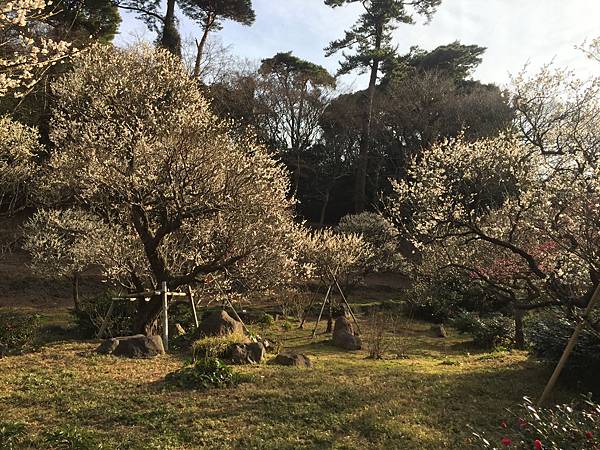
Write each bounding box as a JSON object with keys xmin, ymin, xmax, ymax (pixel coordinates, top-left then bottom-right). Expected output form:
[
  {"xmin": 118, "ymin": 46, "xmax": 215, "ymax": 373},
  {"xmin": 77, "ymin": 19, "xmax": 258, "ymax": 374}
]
[
  {"xmin": 132, "ymin": 296, "xmax": 163, "ymax": 336},
  {"xmin": 354, "ymin": 23, "xmax": 383, "ymax": 213},
  {"xmin": 160, "ymin": 0, "xmax": 181, "ymax": 57},
  {"xmin": 514, "ymin": 308, "xmax": 525, "ymax": 350},
  {"xmin": 72, "ymin": 272, "xmax": 80, "ymax": 312}
]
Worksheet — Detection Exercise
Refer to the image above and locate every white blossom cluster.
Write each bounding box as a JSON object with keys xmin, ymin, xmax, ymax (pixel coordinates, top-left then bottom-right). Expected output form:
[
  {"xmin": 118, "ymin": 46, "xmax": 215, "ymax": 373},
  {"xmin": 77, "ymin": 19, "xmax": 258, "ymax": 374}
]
[{"xmin": 0, "ymin": 0, "xmax": 71, "ymax": 97}]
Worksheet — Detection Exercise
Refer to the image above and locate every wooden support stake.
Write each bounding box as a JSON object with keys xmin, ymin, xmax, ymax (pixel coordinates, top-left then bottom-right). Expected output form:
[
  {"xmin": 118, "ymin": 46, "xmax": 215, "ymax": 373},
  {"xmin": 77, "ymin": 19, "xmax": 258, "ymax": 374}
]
[
  {"xmin": 312, "ymin": 284, "xmax": 332, "ymax": 338},
  {"xmin": 299, "ymin": 291, "xmax": 318, "ymax": 329},
  {"xmin": 161, "ymin": 281, "xmax": 169, "ymax": 352},
  {"xmin": 187, "ymin": 285, "xmax": 199, "ymax": 328},
  {"xmin": 538, "ymin": 282, "xmax": 600, "ymax": 405},
  {"xmin": 97, "ymin": 300, "xmax": 115, "ymax": 339},
  {"xmin": 332, "ymin": 275, "xmax": 362, "ymax": 335}
]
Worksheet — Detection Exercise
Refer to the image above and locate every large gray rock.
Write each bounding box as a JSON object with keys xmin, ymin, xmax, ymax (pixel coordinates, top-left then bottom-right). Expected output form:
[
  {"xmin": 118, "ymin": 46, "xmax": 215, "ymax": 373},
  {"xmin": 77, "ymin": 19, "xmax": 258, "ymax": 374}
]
[
  {"xmin": 270, "ymin": 352, "xmax": 312, "ymax": 368},
  {"xmin": 225, "ymin": 342, "xmax": 266, "ymax": 364},
  {"xmin": 197, "ymin": 310, "xmax": 244, "ymax": 338},
  {"xmin": 96, "ymin": 334, "xmax": 165, "ymax": 358},
  {"xmin": 332, "ymin": 316, "xmax": 362, "ymax": 351}
]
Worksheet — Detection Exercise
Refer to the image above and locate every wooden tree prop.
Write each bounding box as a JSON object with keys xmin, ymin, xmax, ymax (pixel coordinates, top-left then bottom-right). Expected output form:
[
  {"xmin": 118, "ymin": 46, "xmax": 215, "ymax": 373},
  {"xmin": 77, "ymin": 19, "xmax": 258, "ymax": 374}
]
[{"xmin": 538, "ymin": 283, "xmax": 600, "ymax": 405}]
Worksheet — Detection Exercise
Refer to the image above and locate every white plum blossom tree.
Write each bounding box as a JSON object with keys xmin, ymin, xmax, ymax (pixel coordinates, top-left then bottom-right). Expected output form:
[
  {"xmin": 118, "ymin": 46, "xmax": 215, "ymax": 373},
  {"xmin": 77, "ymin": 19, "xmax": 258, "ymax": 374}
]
[
  {"xmin": 385, "ymin": 66, "xmax": 600, "ymax": 346},
  {"xmin": 27, "ymin": 44, "xmax": 303, "ymax": 334}
]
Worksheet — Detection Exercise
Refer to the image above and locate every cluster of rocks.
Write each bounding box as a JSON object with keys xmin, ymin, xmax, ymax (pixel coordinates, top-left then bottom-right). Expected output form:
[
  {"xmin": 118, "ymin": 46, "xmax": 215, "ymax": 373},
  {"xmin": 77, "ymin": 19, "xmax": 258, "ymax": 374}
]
[{"xmin": 96, "ymin": 309, "xmax": 312, "ymax": 367}]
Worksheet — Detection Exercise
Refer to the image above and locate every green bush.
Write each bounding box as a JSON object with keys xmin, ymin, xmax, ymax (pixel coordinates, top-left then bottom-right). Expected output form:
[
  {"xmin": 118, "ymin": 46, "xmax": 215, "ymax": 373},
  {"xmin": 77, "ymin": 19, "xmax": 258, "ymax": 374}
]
[
  {"xmin": 407, "ymin": 273, "xmax": 497, "ymax": 323},
  {"xmin": 528, "ymin": 312, "xmax": 600, "ymax": 371},
  {"xmin": 0, "ymin": 312, "xmax": 41, "ymax": 356},
  {"xmin": 471, "ymin": 314, "xmax": 514, "ymax": 349},
  {"xmin": 165, "ymin": 357, "xmax": 244, "ymax": 390},
  {"xmin": 448, "ymin": 310, "xmax": 478, "ymax": 333},
  {"xmin": 73, "ymin": 292, "xmax": 136, "ymax": 338},
  {"xmin": 450, "ymin": 311, "xmax": 514, "ymax": 349},
  {"xmin": 191, "ymin": 332, "xmax": 248, "ymax": 360},
  {"xmin": 471, "ymin": 396, "xmax": 599, "ymax": 449},
  {"xmin": 258, "ymin": 313, "xmax": 275, "ymax": 328}
]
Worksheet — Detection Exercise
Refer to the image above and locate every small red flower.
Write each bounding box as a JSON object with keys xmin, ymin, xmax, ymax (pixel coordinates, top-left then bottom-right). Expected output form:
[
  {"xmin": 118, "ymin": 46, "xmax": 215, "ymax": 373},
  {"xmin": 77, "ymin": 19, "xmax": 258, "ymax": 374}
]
[
  {"xmin": 586, "ymin": 431, "xmax": 594, "ymax": 439},
  {"xmin": 534, "ymin": 439, "xmax": 543, "ymax": 449},
  {"xmin": 501, "ymin": 421, "xmax": 508, "ymax": 429},
  {"xmin": 501, "ymin": 437, "xmax": 512, "ymax": 446}
]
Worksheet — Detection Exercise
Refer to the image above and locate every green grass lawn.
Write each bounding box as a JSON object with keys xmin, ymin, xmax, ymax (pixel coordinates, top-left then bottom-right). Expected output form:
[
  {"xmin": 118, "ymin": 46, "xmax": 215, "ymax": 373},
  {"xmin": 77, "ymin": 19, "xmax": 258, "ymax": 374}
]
[{"xmin": 0, "ymin": 316, "xmax": 569, "ymax": 449}]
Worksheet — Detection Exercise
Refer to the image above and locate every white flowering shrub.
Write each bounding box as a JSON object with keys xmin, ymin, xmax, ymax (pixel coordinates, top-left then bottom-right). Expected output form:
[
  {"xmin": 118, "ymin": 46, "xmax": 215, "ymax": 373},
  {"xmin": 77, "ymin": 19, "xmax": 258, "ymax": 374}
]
[
  {"xmin": 28, "ymin": 44, "xmax": 302, "ymax": 334},
  {"xmin": 0, "ymin": 0, "xmax": 71, "ymax": 97},
  {"xmin": 299, "ymin": 228, "xmax": 373, "ymax": 287},
  {"xmin": 385, "ymin": 66, "xmax": 600, "ymax": 337},
  {"xmin": 337, "ymin": 212, "xmax": 403, "ymax": 272},
  {"xmin": 0, "ymin": 115, "xmax": 40, "ymax": 212}
]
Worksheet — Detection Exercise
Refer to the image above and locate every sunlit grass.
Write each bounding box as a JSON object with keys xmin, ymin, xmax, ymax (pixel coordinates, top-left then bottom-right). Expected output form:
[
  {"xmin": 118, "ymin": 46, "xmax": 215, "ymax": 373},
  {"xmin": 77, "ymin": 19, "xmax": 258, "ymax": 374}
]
[{"xmin": 0, "ymin": 317, "xmax": 570, "ymax": 449}]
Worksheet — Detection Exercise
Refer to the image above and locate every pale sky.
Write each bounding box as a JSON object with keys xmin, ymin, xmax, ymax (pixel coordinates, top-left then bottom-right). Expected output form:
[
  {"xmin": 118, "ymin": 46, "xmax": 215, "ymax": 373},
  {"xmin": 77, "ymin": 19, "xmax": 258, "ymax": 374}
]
[{"xmin": 116, "ymin": 0, "xmax": 600, "ymax": 90}]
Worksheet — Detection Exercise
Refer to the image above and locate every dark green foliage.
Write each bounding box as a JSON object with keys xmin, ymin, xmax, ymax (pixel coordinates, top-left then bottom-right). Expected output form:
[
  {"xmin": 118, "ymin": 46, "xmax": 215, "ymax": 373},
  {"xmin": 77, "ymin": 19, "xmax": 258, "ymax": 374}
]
[
  {"xmin": 449, "ymin": 310, "xmax": 514, "ymax": 349},
  {"xmin": 324, "ymin": 0, "xmax": 442, "ymax": 76},
  {"xmin": 0, "ymin": 312, "xmax": 41, "ymax": 356},
  {"xmin": 73, "ymin": 293, "xmax": 136, "ymax": 338},
  {"xmin": 470, "ymin": 314, "xmax": 514, "ymax": 350},
  {"xmin": 259, "ymin": 52, "xmax": 335, "ymax": 88},
  {"xmin": 46, "ymin": 0, "xmax": 121, "ymax": 43},
  {"xmin": 471, "ymin": 396, "xmax": 600, "ymax": 449},
  {"xmin": 258, "ymin": 312, "xmax": 275, "ymax": 327},
  {"xmin": 180, "ymin": 0, "xmax": 255, "ymax": 27},
  {"xmin": 165, "ymin": 357, "xmax": 246, "ymax": 389},
  {"xmin": 528, "ymin": 313, "xmax": 600, "ymax": 371},
  {"xmin": 0, "ymin": 421, "xmax": 27, "ymax": 450}
]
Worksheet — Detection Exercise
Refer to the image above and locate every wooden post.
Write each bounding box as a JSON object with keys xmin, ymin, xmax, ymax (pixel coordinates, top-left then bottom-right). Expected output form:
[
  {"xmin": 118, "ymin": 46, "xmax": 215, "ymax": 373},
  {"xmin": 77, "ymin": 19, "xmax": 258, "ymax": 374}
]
[
  {"xmin": 161, "ymin": 281, "xmax": 169, "ymax": 352},
  {"xmin": 538, "ymin": 282, "xmax": 600, "ymax": 405},
  {"xmin": 312, "ymin": 284, "xmax": 332, "ymax": 338},
  {"xmin": 97, "ymin": 300, "xmax": 115, "ymax": 339},
  {"xmin": 332, "ymin": 274, "xmax": 362, "ymax": 335},
  {"xmin": 187, "ymin": 285, "xmax": 199, "ymax": 328}
]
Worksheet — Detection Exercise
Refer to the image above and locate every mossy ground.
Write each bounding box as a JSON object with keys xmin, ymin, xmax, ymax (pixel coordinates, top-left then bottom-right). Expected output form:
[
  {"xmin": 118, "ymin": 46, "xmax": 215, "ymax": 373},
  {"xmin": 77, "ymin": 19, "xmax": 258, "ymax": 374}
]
[{"xmin": 0, "ymin": 310, "xmax": 572, "ymax": 450}]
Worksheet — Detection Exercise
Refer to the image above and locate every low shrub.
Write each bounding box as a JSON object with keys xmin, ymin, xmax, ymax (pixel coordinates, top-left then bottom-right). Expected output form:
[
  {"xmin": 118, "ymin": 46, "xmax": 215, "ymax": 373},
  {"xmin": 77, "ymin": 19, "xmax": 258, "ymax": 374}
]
[
  {"xmin": 0, "ymin": 311, "xmax": 41, "ymax": 356},
  {"xmin": 364, "ymin": 311, "xmax": 398, "ymax": 359},
  {"xmin": 471, "ymin": 396, "xmax": 600, "ymax": 449},
  {"xmin": 449, "ymin": 311, "xmax": 513, "ymax": 349},
  {"xmin": 471, "ymin": 314, "xmax": 514, "ymax": 350},
  {"xmin": 73, "ymin": 292, "xmax": 136, "ymax": 338},
  {"xmin": 165, "ymin": 357, "xmax": 244, "ymax": 390},
  {"xmin": 258, "ymin": 313, "xmax": 275, "ymax": 328},
  {"xmin": 528, "ymin": 312, "xmax": 600, "ymax": 371}
]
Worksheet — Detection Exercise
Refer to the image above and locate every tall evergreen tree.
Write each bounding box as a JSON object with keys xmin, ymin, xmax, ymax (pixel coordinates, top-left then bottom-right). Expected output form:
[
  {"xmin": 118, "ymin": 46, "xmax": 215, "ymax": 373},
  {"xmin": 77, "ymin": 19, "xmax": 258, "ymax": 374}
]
[
  {"xmin": 179, "ymin": 0, "xmax": 255, "ymax": 79},
  {"xmin": 324, "ymin": 0, "xmax": 442, "ymax": 212}
]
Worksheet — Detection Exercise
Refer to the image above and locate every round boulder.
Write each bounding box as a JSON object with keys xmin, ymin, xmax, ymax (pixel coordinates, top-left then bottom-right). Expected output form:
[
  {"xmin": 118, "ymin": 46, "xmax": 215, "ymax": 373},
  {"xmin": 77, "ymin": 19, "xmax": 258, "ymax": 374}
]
[
  {"xmin": 270, "ymin": 352, "xmax": 313, "ymax": 368},
  {"xmin": 96, "ymin": 334, "xmax": 165, "ymax": 358},
  {"xmin": 197, "ymin": 310, "xmax": 244, "ymax": 337}
]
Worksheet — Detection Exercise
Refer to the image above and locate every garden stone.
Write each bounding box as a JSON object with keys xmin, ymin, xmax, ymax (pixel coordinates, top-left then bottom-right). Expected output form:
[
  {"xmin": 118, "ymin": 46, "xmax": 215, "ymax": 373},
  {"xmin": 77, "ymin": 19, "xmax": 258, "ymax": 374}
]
[
  {"xmin": 96, "ymin": 334, "xmax": 165, "ymax": 358},
  {"xmin": 332, "ymin": 316, "xmax": 362, "ymax": 350},
  {"xmin": 197, "ymin": 310, "xmax": 244, "ymax": 337},
  {"xmin": 270, "ymin": 352, "xmax": 313, "ymax": 368},
  {"xmin": 226, "ymin": 342, "xmax": 266, "ymax": 364},
  {"xmin": 430, "ymin": 324, "xmax": 447, "ymax": 338}
]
